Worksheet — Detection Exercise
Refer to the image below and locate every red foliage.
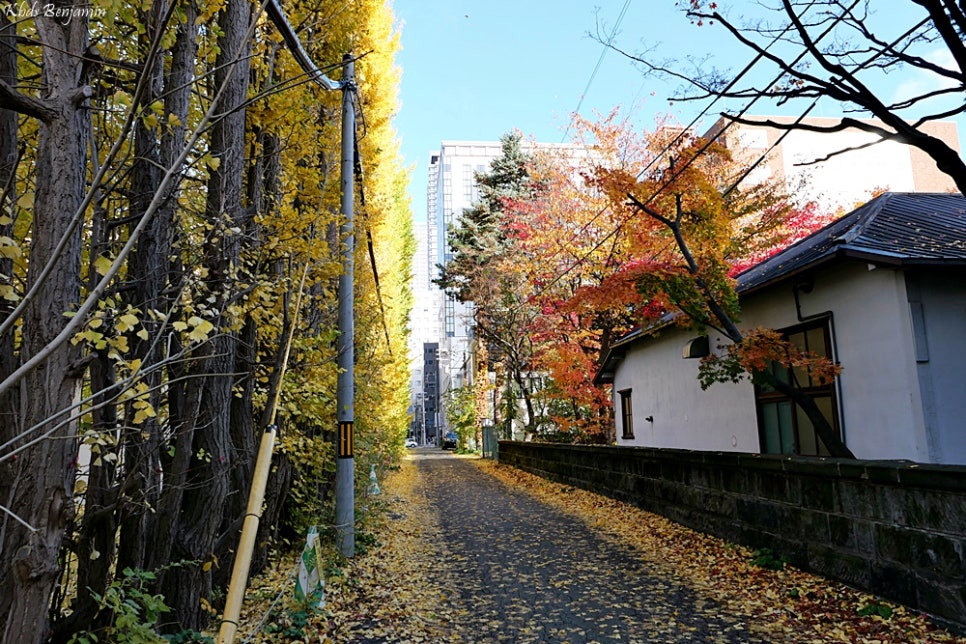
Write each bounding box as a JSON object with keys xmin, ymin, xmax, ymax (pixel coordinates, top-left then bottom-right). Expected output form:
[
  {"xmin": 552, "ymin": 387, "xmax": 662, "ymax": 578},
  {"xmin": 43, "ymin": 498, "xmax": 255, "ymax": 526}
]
[{"xmin": 729, "ymin": 200, "xmax": 839, "ymax": 276}]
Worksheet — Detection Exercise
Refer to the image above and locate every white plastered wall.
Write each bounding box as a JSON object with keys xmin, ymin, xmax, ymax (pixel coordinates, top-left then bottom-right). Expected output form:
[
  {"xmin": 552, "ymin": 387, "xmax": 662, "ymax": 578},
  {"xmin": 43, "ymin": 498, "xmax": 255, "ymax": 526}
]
[
  {"xmin": 613, "ymin": 261, "xmax": 932, "ymax": 460},
  {"xmin": 612, "ymin": 325, "xmax": 759, "ymax": 452},
  {"xmin": 737, "ymin": 262, "xmax": 928, "ymax": 460}
]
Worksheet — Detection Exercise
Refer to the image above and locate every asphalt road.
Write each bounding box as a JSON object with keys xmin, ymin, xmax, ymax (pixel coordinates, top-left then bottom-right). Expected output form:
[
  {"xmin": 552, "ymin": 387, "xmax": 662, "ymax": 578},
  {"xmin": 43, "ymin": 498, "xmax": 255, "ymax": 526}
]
[{"xmin": 412, "ymin": 451, "xmax": 766, "ymax": 644}]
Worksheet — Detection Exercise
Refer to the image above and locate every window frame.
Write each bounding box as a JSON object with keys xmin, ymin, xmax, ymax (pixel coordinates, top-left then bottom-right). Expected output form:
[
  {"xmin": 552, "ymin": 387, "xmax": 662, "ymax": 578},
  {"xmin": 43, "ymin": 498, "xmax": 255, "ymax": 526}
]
[
  {"xmin": 618, "ymin": 388, "xmax": 634, "ymax": 440},
  {"xmin": 754, "ymin": 319, "xmax": 841, "ymax": 457}
]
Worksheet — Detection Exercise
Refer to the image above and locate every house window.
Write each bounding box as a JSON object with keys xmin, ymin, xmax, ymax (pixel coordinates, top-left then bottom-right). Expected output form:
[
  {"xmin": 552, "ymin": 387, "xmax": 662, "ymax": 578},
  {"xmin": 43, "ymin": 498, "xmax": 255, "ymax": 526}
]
[
  {"xmin": 755, "ymin": 321, "xmax": 840, "ymax": 456},
  {"xmin": 618, "ymin": 389, "xmax": 634, "ymax": 439}
]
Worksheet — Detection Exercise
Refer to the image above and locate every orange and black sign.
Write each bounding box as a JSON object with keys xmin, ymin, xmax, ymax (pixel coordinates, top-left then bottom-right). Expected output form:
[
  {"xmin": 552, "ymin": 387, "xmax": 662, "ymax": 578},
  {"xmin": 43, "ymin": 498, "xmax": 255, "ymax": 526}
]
[{"xmin": 338, "ymin": 421, "xmax": 353, "ymax": 458}]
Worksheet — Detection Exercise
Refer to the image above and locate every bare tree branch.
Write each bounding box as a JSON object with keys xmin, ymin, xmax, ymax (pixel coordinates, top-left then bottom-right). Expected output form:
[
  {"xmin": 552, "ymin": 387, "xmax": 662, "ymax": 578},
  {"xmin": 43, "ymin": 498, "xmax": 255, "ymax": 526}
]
[
  {"xmin": 623, "ymin": 1, "xmax": 966, "ymax": 193},
  {"xmin": 0, "ymin": 78, "xmax": 56, "ymax": 121}
]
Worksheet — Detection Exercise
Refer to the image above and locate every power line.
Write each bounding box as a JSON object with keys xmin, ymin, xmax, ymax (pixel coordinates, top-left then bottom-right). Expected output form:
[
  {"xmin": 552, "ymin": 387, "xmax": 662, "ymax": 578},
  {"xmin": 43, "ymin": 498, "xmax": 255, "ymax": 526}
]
[
  {"xmin": 532, "ymin": 1, "xmax": 820, "ymax": 293},
  {"xmin": 353, "ymin": 133, "xmax": 394, "ymax": 356},
  {"xmin": 525, "ymin": 4, "xmax": 816, "ymax": 300},
  {"xmin": 495, "ymin": 1, "xmax": 901, "ymax": 316},
  {"xmin": 265, "ymin": 0, "xmax": 344, "ymax": 91},
  {"xmin": 265, "ymin": 0, "xmax": 391, "ymax": 353},
  {"xmin": 561, "ymin": 0, "xmax": 633, "ymax": 142}
]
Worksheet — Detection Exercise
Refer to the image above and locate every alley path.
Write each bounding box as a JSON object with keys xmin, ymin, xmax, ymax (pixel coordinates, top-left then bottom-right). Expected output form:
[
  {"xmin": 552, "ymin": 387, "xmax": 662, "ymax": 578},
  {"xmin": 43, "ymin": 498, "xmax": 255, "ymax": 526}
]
[
  {"xmin": 277, "ymin": 451, "xmax": 963, "ymax": 643},
  {"xmin": 414, "ymin": 452, "xmax": 764, "ymax": 644}
]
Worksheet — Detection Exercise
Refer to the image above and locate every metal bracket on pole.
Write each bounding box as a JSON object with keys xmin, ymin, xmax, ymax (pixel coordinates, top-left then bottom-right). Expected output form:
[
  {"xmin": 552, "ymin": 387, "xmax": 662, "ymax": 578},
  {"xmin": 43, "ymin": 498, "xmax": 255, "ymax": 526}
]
[{"xmin": 266, "ymin": 0, "xmax": 345, "ymax": 91}]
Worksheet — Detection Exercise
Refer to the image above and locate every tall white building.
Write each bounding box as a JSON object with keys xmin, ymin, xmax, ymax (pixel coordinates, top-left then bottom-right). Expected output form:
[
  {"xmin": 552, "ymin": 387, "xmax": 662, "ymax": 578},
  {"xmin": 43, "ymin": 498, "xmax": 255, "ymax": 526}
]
[
  {"xmin": 407, "ymin": 223, "xmax": 440, "ymax": 361},
  {"xmin": 430, "ymin": 141, "xmax": 504, "ymax": 404}
]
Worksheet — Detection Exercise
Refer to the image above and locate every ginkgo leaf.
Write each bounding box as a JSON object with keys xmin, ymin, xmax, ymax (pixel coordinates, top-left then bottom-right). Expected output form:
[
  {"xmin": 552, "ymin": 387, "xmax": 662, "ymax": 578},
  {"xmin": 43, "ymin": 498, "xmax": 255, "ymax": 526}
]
[
  {"xmin": 133, "ymin": 404, "xmax": 156, "ymax": 424},
  {"xmin": 0, "ymin": 236, "xmax": 20, "ymax": 259},
  {"xmin": 116, "ymin": 313, "xmax": 139, "ymax": 332},
  {"xmin": 93, "ymin": 255, "xmax": 114, "ymax": 276},
  {"xmin": 188, "ymin": 318, "xmax": 214, "ymax": 341}
]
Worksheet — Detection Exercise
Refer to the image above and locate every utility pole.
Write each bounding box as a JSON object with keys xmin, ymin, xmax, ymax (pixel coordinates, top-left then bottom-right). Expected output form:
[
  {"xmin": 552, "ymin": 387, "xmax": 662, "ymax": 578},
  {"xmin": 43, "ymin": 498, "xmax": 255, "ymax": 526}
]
[{"xmin": 334, "ymin": 54, "xmax": 356, "ymax": 558}]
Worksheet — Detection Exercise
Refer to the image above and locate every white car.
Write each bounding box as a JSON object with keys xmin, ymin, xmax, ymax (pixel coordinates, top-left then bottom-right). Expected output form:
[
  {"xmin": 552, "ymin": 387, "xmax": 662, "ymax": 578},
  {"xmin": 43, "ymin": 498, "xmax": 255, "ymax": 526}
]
[{"xmin": 405, "ymin": 438, "xmax": 418, "ymax": 448}]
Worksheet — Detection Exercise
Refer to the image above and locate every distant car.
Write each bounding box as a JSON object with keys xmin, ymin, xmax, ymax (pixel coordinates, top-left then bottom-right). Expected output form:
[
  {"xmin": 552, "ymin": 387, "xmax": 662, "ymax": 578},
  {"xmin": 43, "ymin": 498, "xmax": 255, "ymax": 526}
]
[
  {"xmin": 405, "ymin": 438, "xmax": 418, "ymax": 448},
  {"xmin": 441, "ymin": 432, "xmax": 458, "ymax": 450}
]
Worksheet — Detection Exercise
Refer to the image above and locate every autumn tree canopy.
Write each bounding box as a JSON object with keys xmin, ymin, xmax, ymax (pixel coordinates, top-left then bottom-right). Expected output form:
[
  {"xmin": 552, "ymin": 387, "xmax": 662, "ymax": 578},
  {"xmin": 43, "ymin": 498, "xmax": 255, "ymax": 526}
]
[
  {"xmin": 0, "ymin": 0, "xmax": 412, "ymax": 639},
  {"xmin": 453, "ymin": 113, "xmax": 848, "ymax": 451},
  {"xmin": 584, "ymin": 124, "xmax": 851, "ymax": 457}
]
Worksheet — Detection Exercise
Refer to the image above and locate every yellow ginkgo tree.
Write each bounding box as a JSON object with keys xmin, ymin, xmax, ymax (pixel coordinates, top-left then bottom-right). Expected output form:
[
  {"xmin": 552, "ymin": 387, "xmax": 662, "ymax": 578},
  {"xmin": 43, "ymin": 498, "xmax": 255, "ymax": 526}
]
[{"xmin": 0, "ymin": 0, "xmax": 413, "ymax": 638}]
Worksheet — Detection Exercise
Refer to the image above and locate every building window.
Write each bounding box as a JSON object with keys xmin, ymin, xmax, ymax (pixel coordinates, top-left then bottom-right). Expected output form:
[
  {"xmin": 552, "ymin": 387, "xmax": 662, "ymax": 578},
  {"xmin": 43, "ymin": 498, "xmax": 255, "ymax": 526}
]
[
  {"xmin": 618, "ymin": 389, "xmax": 634, "ymax": 439},
  {"xmin": 444, "ymin": 298, "xmax": 455, "ymax": 337},
  {"xmin": 755, "ymin": 321, "xmax": 840, "ymax": 456}
]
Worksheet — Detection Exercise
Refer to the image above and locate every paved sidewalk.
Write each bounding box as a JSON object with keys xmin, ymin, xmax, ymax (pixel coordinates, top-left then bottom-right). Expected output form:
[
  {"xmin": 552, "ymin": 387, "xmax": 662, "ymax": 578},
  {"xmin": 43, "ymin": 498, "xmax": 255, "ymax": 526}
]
[{"xmin": 414, "ymin": 452, "xmax": 765, "ymax": 644}]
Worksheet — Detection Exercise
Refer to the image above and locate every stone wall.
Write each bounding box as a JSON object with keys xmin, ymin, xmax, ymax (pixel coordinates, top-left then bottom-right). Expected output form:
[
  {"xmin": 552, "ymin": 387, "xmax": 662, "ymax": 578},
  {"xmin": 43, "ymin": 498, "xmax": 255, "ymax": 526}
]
[{"xmin": 498, "ymin": 441, "xmax": 966, "ymax": 625}]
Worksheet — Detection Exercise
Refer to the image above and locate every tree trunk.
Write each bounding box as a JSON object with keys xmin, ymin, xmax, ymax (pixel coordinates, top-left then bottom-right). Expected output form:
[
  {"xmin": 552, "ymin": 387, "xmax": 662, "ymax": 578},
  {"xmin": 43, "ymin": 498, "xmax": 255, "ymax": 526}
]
[
  {"xmin": 512, "ymin": 365, "xmax": 536, "ymax": 433},
  {"xmin": 52, "ymin": 351, "xmax": 121, "ymax": 640},
  {"xmin": 664, "ymin": 204, "xmax": 855, "ymax": 460},
  {"xmin": 0, "ymin": 12, "xmax": 21, "ymax": 590},
  {"xmin": 142, "ymin": 0, "xmax": 198, "ymax": 581},
  {"xmin": 214, "ymin": 316, "xmax": 258, "ymax": 590},
  {"xmin": 115, "ymin": 0, "xmax": 169, "ymax": 576},
  {"xmin": 160, "ymin": 0, "xmax": 251, "ymax": 629},
  {"xmin": 0, "ymin": 9, "xmax": 90, "ymax": 642},
  {"xmin": 758, "ymin": 370, "xmax": 855, "ymax": 459}
]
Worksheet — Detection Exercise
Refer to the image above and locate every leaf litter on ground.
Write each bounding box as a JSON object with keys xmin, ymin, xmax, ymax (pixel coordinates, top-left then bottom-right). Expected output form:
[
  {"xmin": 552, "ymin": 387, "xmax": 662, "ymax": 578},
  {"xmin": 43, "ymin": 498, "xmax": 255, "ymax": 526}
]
[
  {"xmin": 477, "ymin": 459, "xmax": 965, "ymax": 644},
  {"xmin": 236, "ymin": 455, "xmax": 965, "ymax": 643},
  {"xmin": 234, "ymin": 458, "xmax": 461, "ymax": 643}
]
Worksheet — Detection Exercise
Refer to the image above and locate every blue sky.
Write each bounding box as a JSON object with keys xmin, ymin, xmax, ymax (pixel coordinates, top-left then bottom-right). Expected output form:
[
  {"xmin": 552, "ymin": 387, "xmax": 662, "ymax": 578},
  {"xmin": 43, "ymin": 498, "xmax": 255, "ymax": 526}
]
[
  {"xmin": 392, "ymin": 0, "xmax": 680, "ymax": 221},
  {"xmin": 390, "ymin": 1, "xmax": 966, "ymax": 222}
]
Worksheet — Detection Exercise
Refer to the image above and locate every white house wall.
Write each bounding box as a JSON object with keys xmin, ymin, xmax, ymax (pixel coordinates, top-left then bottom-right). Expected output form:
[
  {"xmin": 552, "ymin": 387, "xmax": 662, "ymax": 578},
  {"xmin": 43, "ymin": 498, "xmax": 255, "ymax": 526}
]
[
  {"xmin": 615, "ymin": 261, "xmax": 940, "ymax": 461},
  {"xmin": 613, "ymin": 326, "xmax": 759, "ymax": 452},
  {"xmin": 740, "ymin": 262, "xmax": 928, "ymax": 461},
  {"xmin": 909, "ymin": 271, "xmax": 966, "ymax": 464}
]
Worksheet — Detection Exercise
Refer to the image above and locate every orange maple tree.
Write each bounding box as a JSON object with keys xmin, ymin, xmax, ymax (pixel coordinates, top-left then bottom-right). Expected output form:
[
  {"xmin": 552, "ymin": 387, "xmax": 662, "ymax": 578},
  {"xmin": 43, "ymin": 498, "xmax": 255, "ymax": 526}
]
[{"xmin": 566, "ymin": 117, "xmax": 852, "ymax": 457}]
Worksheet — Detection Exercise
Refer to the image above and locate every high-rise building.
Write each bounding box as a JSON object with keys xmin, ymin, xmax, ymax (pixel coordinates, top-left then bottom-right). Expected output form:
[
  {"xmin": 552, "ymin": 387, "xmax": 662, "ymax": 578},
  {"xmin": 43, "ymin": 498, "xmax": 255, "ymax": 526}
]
[
  {"xmin": 430, "ymin": 141, "xmax": 504, "ymax": 408},
  {"xmin": 424, "ymin": 139, "xmax": 587, "ymax": 434}
]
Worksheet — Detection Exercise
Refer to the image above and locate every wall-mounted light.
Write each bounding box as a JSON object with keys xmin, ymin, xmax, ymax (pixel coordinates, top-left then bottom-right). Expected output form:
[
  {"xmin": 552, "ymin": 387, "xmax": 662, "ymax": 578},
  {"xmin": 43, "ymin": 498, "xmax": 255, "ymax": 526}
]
[{"xmin": 682, "ymin": 336, "xmax": 710, "ymax": 359}]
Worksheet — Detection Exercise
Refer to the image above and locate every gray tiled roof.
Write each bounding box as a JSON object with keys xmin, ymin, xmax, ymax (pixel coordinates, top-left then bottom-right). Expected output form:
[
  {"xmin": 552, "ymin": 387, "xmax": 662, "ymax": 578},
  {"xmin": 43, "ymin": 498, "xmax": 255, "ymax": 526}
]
[
  {"xmin": 736, "ymin": 192, "xmax": 966, "ymax": 294},
  {"xmin": 594, "ymin": 192, "xmax": 966, "ymax": 385}
]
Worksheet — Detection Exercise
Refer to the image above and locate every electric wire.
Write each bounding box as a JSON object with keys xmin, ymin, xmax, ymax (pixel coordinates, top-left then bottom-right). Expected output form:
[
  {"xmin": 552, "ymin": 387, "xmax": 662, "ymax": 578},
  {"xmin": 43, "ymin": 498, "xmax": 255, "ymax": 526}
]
[
  {"xmin": 504, "ymin": 2, "xmax": 824, "ymax": 307},
  {"xmin": 479, "ymin": 0, "xmax": 909, "ymax": 324},
  {"xmin": 353, "ymin": 130, "xmax": 395, "ymax": 356},
  {"xmin": 0, "ymin": 0, "xmax": 276, "ymax": 401},
  {"xmin": 560, "ymin": 0, "xmax": 633, "ymax": 142},
  {"xmin": 266, "ymin": 0, "xmax": 392, "ymax": 355},
  {"xmin": 266, "ymin": 0, "xmax": 344, "ymax": 91},
  {"xmin": 518, "ymin": 0, "xmax": 823, "ymax": 295}
]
